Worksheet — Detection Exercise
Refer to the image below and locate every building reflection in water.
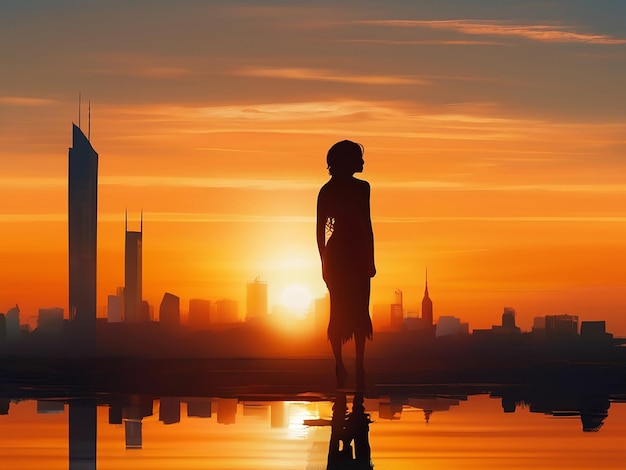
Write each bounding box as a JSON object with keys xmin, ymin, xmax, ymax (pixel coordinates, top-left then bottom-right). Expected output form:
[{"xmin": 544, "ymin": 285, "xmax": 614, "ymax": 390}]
[
  {"xmin": 408, "ymin": 396, "xmax": 462, "ymax": 424},
  {"xmin": 159, "ymin": 397, "xmax": 181, "ymax": 425},
  {"xmin": 69, "ymin": 399, "xmax": 97, "ymax": 470},
  {"xmin": 0, "ymin": 386, "xmax": 623, "ymax": 469},
  {"xmin": 0, "ymin": 399, "xmax": 9, "ymax": 415},
  {"xmin": 122, "ymin": 395, "xmax": 153, "ymax": 449},
  {"xmin": 217, "ymin": 397, "xmax": 238, "ymax": 425},
  {"xmin": 186, "ymin": 397, "xmax": 212, "ymax": 418},
  {"xmin": 493, "ymin": 387, "xmax": 612, "ymax": 433}
]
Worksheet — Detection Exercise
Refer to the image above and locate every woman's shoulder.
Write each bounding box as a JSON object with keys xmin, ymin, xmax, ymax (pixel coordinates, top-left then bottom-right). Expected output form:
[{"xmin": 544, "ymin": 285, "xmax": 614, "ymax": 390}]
[
  {"xmin": 319, "ymin": 177, "xmax": 369, "ymax": 195},
  {"xmin": 352, "ymin": 177, "xmax": 371, "ymax": 191}
]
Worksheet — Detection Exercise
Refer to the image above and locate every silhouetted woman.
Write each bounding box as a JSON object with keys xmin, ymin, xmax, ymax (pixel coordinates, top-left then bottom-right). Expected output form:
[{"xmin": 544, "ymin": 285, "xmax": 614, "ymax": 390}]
[{"xmin": 317, "ymin": 140, "xmax": 375, "ymax": 389}]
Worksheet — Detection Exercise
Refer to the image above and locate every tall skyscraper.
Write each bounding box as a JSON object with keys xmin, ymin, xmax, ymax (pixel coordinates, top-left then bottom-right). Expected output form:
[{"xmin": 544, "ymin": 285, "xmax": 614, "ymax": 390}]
[
  {"xmin": 68, "ymin": 123, "xmax": 98, "ymax": 339},
  {"xmin": 246, "ymin": 277, "xmax": 267, "ymax": 321},
  {"xmin": 124, "ymin": 212, "xmax": 143, "ymax": 323},
  {"xmin": 421, "ymin": 269, "xmax": 433, "ymax": 326}
]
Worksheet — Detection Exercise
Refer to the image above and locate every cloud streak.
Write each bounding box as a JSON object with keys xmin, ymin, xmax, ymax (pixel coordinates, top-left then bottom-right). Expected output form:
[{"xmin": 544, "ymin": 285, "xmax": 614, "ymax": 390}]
[
  {"xmin": 338, "ymin": 38, "xmax": 509, "ymax": 46},
  {"xmin": 234, "ymin": 66, "xmax": 429, "ymax": 85},
  {"xmin": 377, "ymin": 215, "xmax": 626, "ymax": 223},
  {"xmin": 4, "ymin": 176, "xmax": 626, "ymax": 195},
  {"xmin": 101, "ymin": 175, "xmax": 319, "ymax": 190},
  {"xmin": 0, "ymin": 212, "xmax": 312, "ymax": 224},
  {"xmin": 5, "ymin": 212, "xmax": 626, "ymax": 225},
  {"xmin": 358, "ymin": 20, "xmax": 626, "ymax": 45},
  {"xmin": 89, "ymin": 54, "xmax": 191, "ymax": 78},
  {"xmin": 0, "ymin": 96, "xmax": 57, "ymax": 106}
]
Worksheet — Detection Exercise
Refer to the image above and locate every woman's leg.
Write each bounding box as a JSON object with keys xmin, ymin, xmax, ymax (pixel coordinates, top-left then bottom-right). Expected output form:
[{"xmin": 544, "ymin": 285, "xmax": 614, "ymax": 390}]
[
  {"xmin": 355, "ymin": 332, "xmax": 366, "ymax": 390},
  {"xmin": 331, "ymin": 336, "xmax": 348, "ymax": 388}
]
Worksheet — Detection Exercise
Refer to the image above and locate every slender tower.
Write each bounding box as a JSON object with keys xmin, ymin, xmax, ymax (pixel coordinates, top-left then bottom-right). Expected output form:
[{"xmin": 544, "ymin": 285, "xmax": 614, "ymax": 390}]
[
  {"xmin": 421, "ymin": 268, "xmax": 433, "ymax": 326},
  {"xmin": 124, "ymin": 211, "xmax": 143, "ymax": 323},
  {"xmin": 68, "ymin": 121, "xmax": 98, "ymax": 341}
]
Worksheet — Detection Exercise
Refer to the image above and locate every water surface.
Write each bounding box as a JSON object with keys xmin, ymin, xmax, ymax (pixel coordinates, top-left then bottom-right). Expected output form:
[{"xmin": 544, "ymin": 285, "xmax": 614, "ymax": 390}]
[{"xmin": 1, "ymin": 390, "xmax": 624, "ymax": 469}]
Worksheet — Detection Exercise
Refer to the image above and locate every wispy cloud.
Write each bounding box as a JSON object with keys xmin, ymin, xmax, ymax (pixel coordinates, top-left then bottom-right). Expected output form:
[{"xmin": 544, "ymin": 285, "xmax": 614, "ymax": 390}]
[
  {"xmin": 358, "ymin": 20, "xmax": 626, "ymax": 45},
  {"xmin": 0, "ymin": 212, "xmax": 312, "ymax": 224},
  {"xmin": 377, "ymin": 181, "xmax": 626, "ymax": 194},
  {"xmin": 6, "ymin": 174, "xmax": 625, "ymax": 195},
  {"xmin": 117, "ymin": 100, "xmax": 533, "ymax": 142},
  {"xmin": 338, "ymin": 38, "xmax": 509, "ymax": 46},
  {"xmin": 0, "ymin": 175, "xmax": 318, "ymax": 191},
  {"xmin": 234, "ymin": 66, "xmax": 429, "ymax": 85},
  {"xmin": 0, "ymin": 177, "xmax": 64, "ymax": 189},
  {"xmin": 89, "ymin": 54, "xmax": 190, "ymax": 78},
  {"xmin": 146, "ymin": 212, "xmax": 312, "ymax": 224},
  {"xmin": 7, "ymin": 212, "xmax": 625, "ymax": 225},
  {"xmin": 0, "ymin": 96, "xmax": 57, "ymax": 106},
  {"xmin": 377, "ymin": 215, "xmax": 626, "ymax": 223},
  {"xmin": 0, "ymin": 214, "xmax": 65, "ymax": 223},
  {"xmin": 101, "ymin": 175, "xmax": 319, "ymax": 190},
  {"xmin": 156, "ymin": 100, "xmax": 402, "ymax": 123}
]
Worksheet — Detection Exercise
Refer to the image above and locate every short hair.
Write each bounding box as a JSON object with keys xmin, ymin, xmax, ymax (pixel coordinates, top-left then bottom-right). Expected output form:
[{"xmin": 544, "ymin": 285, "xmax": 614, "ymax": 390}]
[{"xmin": 326, "ymin": 140, "xmax": 364, "ymax": 176}]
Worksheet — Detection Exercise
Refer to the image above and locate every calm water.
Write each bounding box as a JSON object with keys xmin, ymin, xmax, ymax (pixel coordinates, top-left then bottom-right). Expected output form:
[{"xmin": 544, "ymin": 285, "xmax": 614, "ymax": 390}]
[{"xmin": 1, "ymin": 391, "xmax": 625, "ymax": 469}]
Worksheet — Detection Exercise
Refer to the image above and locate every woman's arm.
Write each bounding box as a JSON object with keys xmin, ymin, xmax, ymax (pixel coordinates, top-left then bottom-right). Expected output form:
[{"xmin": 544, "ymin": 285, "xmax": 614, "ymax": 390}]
[
  {"xmin": 316, "ymin": 190, "xmax": 327, "ymax": 261},
  {"xmin": 364, "ymin": 182, "xmax": 376, "ymax": 277}
]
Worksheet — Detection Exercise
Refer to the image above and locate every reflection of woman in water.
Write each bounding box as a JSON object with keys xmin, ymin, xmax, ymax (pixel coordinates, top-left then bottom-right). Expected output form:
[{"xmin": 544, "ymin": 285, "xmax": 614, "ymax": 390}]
[
  {"xmin": 327, "ymin": 393, "xmax": 373, "ymax": 470},
  {"xmin": 316, "ymin": 140, "xmax": 375, "ymax": 389}
]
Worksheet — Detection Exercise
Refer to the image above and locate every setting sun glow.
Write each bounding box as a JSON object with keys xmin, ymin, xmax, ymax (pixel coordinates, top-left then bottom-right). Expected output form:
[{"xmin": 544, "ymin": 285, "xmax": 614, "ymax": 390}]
[{"xmin": 280, "ymin": 284, "xmax": 313, "ymax": 317}]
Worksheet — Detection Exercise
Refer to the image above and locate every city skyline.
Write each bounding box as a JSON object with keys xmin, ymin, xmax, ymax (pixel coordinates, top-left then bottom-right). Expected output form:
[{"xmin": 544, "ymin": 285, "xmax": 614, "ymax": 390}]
[{"xmin": 2, "ymin": 1, "xmax": 626, "ymax": 334}]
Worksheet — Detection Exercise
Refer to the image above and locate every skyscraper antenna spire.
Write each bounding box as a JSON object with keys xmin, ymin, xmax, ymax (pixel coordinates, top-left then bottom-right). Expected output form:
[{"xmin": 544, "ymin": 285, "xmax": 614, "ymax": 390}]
[
  {"xmin": 78, "ymin": 92, "xmax": 81, "ymax": 129},
  {"xmin": 425, "ymin": 267, "xmax": 429, "ymax": 294},
  {"xmin": 125, "ymin": 208, "xmax": 128, "ymax": 231},
  {"xmin": 88, "ymin": 100, "xmax": 91, "ymax": 141}
]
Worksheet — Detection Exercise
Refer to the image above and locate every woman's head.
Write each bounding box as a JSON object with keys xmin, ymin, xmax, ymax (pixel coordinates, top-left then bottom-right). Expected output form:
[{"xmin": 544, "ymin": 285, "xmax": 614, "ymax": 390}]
[{"xmin": 326, "ymin": 140, "xmax": 364, "ymax": 176}]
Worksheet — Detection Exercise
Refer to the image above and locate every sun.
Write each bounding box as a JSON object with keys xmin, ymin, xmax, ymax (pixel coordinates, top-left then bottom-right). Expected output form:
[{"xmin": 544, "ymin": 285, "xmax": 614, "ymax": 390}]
[{"xmin": 280, "ymin": 284, "xmax": 313, "ymax": 317}]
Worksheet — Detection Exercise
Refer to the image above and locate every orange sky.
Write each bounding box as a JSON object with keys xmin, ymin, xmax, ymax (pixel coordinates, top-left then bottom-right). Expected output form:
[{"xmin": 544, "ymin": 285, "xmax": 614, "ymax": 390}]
[{"xmin": 1, "ymin": 1, "xmax": 626, "ymax": 333}]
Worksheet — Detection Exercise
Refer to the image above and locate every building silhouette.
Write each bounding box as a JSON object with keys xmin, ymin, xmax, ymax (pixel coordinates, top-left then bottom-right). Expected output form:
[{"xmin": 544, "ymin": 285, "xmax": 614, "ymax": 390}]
[
  {"xmin": 421, "ymin": 269, "xmax": 433, "ymax": 326},
  {"xmin": 107, "ymin": 290, "xmax": 123, "ymax": 323},
  {"xmin": 390, "ymin": 289, "xmax": 403, "ymax": 331},
  {"xmin": 580, "ymin": 321, "xmax": 613, "ymax": 343},
  {"xmin": 124, "ymin": 212, "xmax": 143, "ymax": 323},
  {"xmin": 436, "ymin": 316, "xmax": 469, "ymax": 337},
  {"xmin": 246, "ymin": 277, "xmax": 267, "ymax": 321},
  {"xmin": 68, "ymin": 123, "xmax": 98, "ymax": 340},
  {"xmin": 500, "ymin": 307, "xmax": 520, "ymax": 333},
  {"xmin": 5, "ymin": 304, "xmax": 20, "ymax": 341},
  {"xmin": 546, "ymin": 314, "xmax": 578, "ymax": 336},
  {"xmin": 159, "ymin": 292, "xmax": 180, "ymax": 328},
  {"xmin": 216, "ymin": 299, "xmax": 239, "ymax": 323},
  {"xmin": 37, "ymin": 307, "xmax": 64, "ymax": 336},
  {"xmin": 188, "ymin": 299, "xmax": 211, "ymax": 330}
]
